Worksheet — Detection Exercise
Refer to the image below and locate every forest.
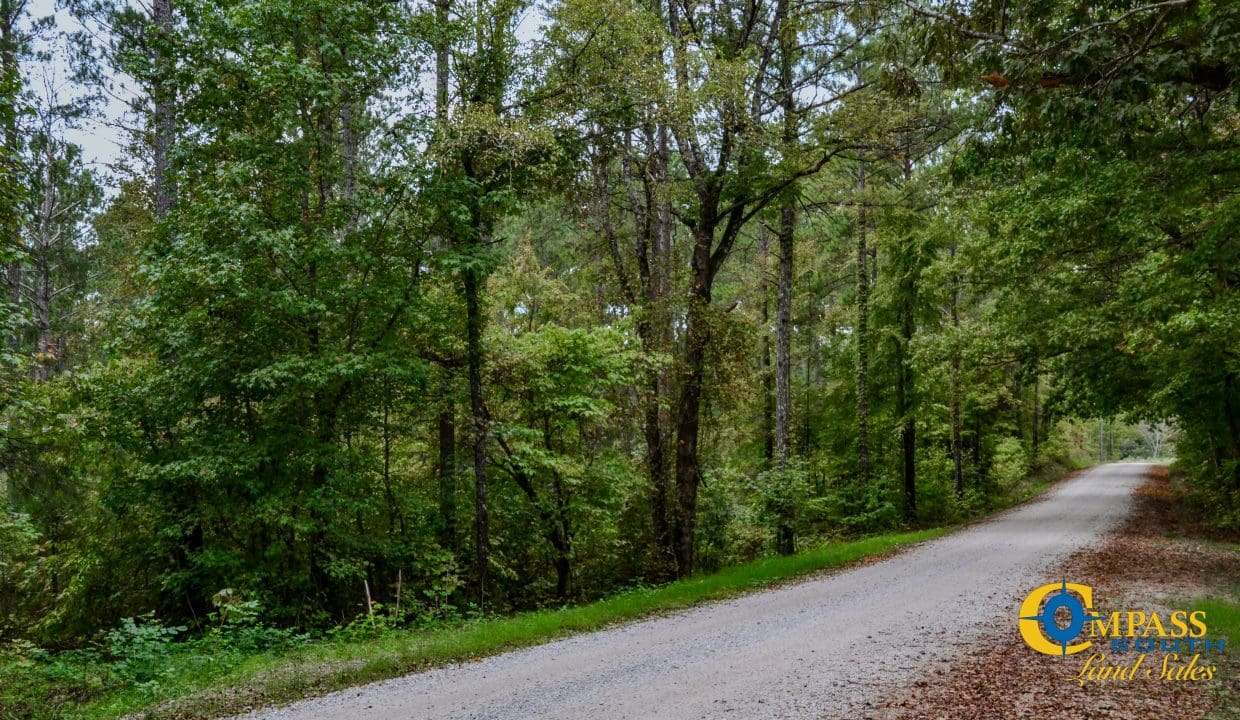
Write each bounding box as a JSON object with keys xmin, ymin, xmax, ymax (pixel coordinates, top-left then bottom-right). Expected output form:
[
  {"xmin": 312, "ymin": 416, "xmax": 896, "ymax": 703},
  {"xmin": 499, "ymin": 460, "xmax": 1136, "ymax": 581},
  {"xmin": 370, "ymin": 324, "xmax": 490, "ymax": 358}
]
[{"xmin": 0, "ymin": 0, "xmax": 1236, "ymax": 712}]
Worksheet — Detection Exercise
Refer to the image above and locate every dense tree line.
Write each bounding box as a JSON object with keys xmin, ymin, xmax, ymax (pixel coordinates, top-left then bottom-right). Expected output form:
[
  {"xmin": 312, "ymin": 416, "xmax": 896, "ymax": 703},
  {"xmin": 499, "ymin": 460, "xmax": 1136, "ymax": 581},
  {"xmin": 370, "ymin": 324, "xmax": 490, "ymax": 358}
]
[{"xmin": 0, "ymin": 0, "xmax": 1233, "ymax": 643}]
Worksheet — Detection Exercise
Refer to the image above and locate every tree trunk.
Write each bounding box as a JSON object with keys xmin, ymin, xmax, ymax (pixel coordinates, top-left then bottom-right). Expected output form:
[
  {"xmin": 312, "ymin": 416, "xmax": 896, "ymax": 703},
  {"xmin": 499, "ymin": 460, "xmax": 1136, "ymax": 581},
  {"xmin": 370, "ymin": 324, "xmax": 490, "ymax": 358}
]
[
  {"xmin": 437, "ymin": 371, "xmax": 456, "ymax": 552},
  {"xmin": 457, "ymin": 154, "xmax": 491, "ymax": 617},
  {"xmin": 773, "ymin": 21, "xmax": 796, "ymax": 547},
  {"xmin": 2, "ymin": 0, "xmax": 22, "ymax": 353},
  {"xmin": 553, "ymin": 553, "xmax": 570, "ymax": 599},
  {"xmin": 774, "ymin": 199, "xmax": 795, "ymax": 554},
  {"xmin": 308, "ymin": 400, "xmax": 337, "ymax": 609},
  {"xmin": 1224, "ymin": 374, "xmax": 1240, "ymax": 466},
  {"xmin": 759, "ymin": 226, "xmax": 774, "ymax": 464},
  {"xmin": 435, "ymin": 0, "xmax": 450, "ymax": 115},
  {"xmin": 855, "ymin": 160, "xmax": 871, "ymax": 485},
  {"xmin": 603, "ymin": 117, "xmax": 676, "ymax": 577},
  {"xmin": 448, "ymin": 5, "xmax": 492, "ymax": 611},
  {"xmin": 896, "ymin": 303, "xmax": 916, "ymax": 520},
  {"xmin": 152, "ymin": 0, "xmax": 176, "ymax": 218},
  {"xmin": 773, "ymin": 1, "xmax": 795, "ymax": 471},
  {"xmin": 643, "ymin": 363, "xmax": 672, "ymax": 573},
  {"xmin": 1031, "ymin": 371, "xmax": 1040, "ymax": 457},
  {"xmin": 901, "ymin": 390, "xmax": 916, "ymax": 519},
  {"xmin": 641, "ymin": 122, "xmax": 676, "ymax": 575},
  {"xmin": 672, "ymin": 233, "xmax": 713, "ymax": 577},
  {"xmin": 381, "ymin": 392, "xmax": 406, "ymax": 536},
  {"xmin": 672, "ymin": 305, "xmax": 706, "ymax": 577},
  {"xmin": 3, "ymin": 261, "xmax": 17, "ymax": 353},
  {"xmin": 949, "ymin": 246, "xmax": 964, "ymax": 500},
  {"xmin": 464, "ymin": 267, "xmax": 489, "ymax": 612},
  {"xmin": 501, "ymin": 429, "xmax": 574, "ymax": 601},
  {"xmin": 897, "ymin": 156, "xmax": 916, "ymax": 520},
  {"xmin": 340, "ymin": 101, "xmax": 358, "ymax": 204},
  {"xmin": 661, "ymin": 0, "xmax": 811, "ymax": 575},
  {"xmin": 433, "ymin": 0, "xmax": 457, "ymax": 558},
  {"xmin": 972, "ymin": 412, "xmax": 982, "ymax": 477},
  {"xmin": 32, "ymin": 142, "xmax": 58, "ymax": 380}
]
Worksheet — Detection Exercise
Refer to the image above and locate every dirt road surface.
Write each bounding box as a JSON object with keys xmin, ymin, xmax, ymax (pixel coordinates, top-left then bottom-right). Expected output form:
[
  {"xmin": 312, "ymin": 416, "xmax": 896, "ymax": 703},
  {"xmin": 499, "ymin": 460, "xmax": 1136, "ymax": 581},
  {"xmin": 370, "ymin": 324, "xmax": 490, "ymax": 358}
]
[{"xmin": 239, "ymin": 463, "xmax": 1145, "ymax": 720}]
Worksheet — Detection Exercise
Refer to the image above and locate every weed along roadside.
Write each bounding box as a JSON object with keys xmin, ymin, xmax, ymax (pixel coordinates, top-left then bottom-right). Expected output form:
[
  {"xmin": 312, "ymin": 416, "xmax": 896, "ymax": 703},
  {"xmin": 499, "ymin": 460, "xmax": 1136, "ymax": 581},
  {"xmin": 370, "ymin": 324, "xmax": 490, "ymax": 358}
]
[
  {"xmin": 6, "ymin": 460, "xmax": 1078, "ymax": 720},
  {"xmin": 161, "ymin": 463, "xmax": 1147, "ymax": 720},
  {"xmin": 2, "ymin": 527, "xmax": 941, "ymax": 720},
  {"xmin": 0, "ymin": 460, "xmax": 1074, "ymax": 720}
]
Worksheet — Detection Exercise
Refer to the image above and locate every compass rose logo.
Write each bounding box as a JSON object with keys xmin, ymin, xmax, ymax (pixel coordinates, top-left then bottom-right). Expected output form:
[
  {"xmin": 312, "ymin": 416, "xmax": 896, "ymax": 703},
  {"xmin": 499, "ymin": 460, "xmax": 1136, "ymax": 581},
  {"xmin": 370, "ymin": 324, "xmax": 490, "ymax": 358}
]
[{"xmin": 1018, "ymin": 580, "xmax": 1100, "ymax": 656}]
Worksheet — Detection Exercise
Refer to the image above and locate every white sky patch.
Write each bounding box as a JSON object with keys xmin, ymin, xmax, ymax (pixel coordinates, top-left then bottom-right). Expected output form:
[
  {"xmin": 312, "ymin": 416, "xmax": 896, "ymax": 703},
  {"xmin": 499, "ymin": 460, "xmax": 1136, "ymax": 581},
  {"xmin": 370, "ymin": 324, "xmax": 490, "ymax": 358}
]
[{"xmin": 28, "ymin": 0, "xmax": 130, "ymax": 185}]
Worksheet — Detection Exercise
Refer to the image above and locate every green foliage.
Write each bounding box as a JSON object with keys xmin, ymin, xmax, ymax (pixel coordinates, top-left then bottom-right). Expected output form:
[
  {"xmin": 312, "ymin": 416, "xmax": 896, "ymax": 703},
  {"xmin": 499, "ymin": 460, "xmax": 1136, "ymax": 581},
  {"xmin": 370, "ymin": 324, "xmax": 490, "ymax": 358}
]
[
  {"xmin": 694, "ymin": 465, "xmax": 762, "ymax": 572},
  {"xmin": 103, "ymin": 616, "xmax": 186, "ymax": 687},
  {"xmin": 990, "ymin": 437, "xmax": 1029, "ymax": 490},
  {"xmin": 2, "ymin": 1, "xmax": 1238, "ymax": 716},
  {"xmin": 0, "ymin": 511, "xmax": 41, "ymax": 638},
  {"xmin": 0, "ymin": 607, "xmax": 310, "ymax": 719},
  {"xmin": 823, "ymin": 477, "xmax": 901, "ymax": 534},
  {"xmin": 0, "ymin": 526, "xmax": 943, "ymax": 720},
  {"xmin": 207, "ymin": 591, "xmax": 310, "ymax": 652},
  {"xmin": 911, "ymin": 445, "xmax": 962, "ymax": 523},
  {"xmin": 70, "ymin": 0, "xmax": 453, "ymax": 629},
  {"xmin": 748, "ymin": 462, "xmax": 818, "ymax": 551},
  {"xmin": 946, "ymin": 0, "xmax": 1240, "ymax": 525}
]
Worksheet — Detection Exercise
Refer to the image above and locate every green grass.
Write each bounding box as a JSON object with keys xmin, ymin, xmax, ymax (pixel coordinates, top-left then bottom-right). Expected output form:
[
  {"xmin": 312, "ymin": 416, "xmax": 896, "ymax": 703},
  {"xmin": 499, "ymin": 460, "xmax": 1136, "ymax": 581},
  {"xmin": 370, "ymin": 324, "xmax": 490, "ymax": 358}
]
[
  {"xmin": 6, "ymin": 458, "xmax": 1095, "ymax": 720},
  {"xmin": 1190, "ymin": 531, "xmax": 1240, "ymax": 719},
  {"xmin": 3, "ymin": 527, "xmax": 946, "ymax": 720},
  {"xmin": 1196, "ymin": 599, "xmax": 1240, "ymax": 645},
  {"xmin": 1196, "ymin": 590, "xmax": 1240, "ymax": 719},
  {"xmin": 5, "ymin": 458, "xmax": 1095, "ymax": 720}
]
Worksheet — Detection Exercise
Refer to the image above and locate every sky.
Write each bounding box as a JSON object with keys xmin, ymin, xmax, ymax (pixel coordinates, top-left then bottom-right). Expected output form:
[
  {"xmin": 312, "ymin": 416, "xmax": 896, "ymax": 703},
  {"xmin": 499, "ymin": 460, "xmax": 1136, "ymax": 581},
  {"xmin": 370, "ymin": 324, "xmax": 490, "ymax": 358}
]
[{"xmin": 28, "ymin": 0, "xmax": 131, "ymax": 183}]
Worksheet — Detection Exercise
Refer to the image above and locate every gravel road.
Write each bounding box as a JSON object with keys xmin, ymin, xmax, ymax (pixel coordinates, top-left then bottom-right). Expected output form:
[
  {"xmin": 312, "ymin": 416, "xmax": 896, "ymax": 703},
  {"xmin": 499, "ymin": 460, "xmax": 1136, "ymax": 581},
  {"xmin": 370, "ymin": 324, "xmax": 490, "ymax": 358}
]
[{"xmin": 240, "ymin": 463, "xmax": 1145, "ymax": 720}]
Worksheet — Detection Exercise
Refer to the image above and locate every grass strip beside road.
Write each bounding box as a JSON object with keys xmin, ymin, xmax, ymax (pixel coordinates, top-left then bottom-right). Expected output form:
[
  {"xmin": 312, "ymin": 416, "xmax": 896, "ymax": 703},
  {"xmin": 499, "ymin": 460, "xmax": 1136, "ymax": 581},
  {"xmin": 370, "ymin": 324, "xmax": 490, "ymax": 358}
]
[
  {"xmin": 1194, "ymin": 598, "xmax": 1240, "ymax": 649},
  {"xmin": 1196, "ymin": 596, "xmax": 1240, "ymax": 719},
  {"xmin": 16, "ymin": 459, "xmax": 1087, "ymax": 720},
  {"xmin": 72, "ymin": 528, "xmax": 946, "ymax": 720}
]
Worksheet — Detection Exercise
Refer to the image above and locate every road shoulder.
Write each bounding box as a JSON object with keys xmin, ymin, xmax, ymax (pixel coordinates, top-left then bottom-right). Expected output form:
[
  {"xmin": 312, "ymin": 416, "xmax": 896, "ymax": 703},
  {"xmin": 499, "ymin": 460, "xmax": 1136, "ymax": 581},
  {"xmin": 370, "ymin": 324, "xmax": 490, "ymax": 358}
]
[{"xmin": 876, "ymin": 465, "xmax": 1240, "ymax": 720}]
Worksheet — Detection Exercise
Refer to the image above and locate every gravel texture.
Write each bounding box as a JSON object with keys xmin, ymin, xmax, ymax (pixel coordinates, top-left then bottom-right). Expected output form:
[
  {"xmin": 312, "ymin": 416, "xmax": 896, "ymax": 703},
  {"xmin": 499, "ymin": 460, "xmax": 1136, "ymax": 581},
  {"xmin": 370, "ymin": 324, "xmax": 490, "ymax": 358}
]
[
  {"xmin": 876, "ymin": 465, "xmax": 1236, "ymax": 720},
  {"xmin": 238, "ymin": 463, "xmax": 1145, "ymax": 720}
]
